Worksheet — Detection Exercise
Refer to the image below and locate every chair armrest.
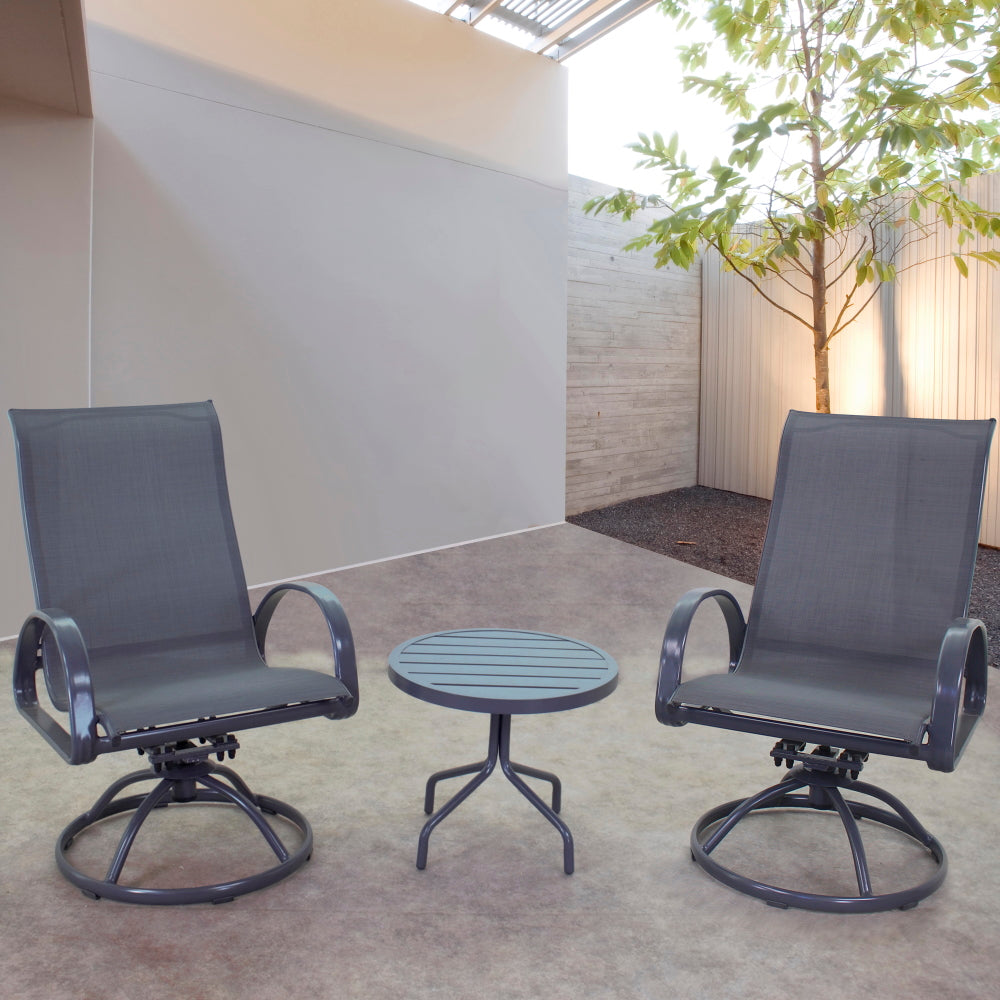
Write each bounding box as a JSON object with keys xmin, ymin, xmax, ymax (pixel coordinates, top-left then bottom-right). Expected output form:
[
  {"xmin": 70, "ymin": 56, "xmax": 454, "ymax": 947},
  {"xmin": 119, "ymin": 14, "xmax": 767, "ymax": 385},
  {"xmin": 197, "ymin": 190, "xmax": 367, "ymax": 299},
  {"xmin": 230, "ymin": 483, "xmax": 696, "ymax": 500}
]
[
  {"xmin": 252, "ymin": 582, "xmax": 359, "ymax": 714},
  {"xmin": 13, "ymin": 610, "xmax": 98, "ymax": 765},
  {"xmin": 925, "ymin": 617, "xmax": 988, "ymax": 772},
  {"xmin": 655, "ymin": 587, "xmax": 746, "ymax": 726}
]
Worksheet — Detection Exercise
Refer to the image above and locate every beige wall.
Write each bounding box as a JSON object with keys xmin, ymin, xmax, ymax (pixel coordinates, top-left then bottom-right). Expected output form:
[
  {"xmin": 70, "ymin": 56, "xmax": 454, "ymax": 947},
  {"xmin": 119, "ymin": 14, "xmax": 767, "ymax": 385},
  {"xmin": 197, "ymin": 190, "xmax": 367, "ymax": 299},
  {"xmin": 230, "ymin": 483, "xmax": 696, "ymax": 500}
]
[
  {"xmin": 699, "ymin": 172, "xmax": 1000, "ymax": 546},
  {"xmin": 566, "ymin": 176, "xmax": 701, "ymax": 514},
  {"xmin": 0, "ymin": 0, "xmax": 569, "ymax": 636},
  {"xmin": 0, "ymin": 1, "xmax": 91, "ymax": 114},
  {"xmin": 85, "ymin": 0, "xmax": 568, "ymax": 601},
  {"xmin": 85, "ymin": 0, "xmax": 565, "ymax": 188},
  {"xmin": 0, "ymin": 99, "xmax": 93, "ymax": 631}
]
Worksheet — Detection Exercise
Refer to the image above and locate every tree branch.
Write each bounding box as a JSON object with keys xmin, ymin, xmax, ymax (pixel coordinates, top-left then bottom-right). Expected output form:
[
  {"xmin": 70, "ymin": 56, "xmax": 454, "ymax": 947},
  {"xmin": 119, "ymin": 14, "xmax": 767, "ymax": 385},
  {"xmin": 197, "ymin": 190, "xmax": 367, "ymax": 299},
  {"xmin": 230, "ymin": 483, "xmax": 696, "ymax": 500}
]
[{"xmin": 713, "ymin": 240, "xmax": 818, "ymax": 333}]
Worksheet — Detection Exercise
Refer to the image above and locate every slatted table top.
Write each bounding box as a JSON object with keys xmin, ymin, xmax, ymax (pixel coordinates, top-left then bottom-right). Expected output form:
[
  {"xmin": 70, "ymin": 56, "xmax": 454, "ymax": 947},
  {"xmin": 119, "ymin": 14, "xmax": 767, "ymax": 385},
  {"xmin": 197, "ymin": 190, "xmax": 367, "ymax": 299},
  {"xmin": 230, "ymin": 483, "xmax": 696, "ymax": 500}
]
[{"xmin": 387, "ymin": 628, "xmax": 618, "ymax": 714}]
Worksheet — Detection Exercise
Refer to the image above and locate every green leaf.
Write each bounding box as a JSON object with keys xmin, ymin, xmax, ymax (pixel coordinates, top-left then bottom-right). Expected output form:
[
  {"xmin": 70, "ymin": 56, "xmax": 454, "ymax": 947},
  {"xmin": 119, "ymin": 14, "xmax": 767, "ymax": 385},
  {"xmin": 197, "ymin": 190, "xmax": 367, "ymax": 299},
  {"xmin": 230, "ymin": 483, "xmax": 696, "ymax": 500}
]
[
  {"xmin": 588, "ymin": 0, "xmax": 1000, "ymax": 348},
  {"xmin": 888, "ymin": 17, "xmax": 909, "ymax": 44}
]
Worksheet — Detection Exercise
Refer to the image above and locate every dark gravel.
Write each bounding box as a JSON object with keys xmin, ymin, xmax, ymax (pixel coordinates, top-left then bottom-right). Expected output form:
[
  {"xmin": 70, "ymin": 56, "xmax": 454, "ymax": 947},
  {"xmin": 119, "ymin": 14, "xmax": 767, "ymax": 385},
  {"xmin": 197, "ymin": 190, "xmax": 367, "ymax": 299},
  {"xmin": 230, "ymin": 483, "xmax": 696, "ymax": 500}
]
[{"xmin": 569, "ymin": 484, "xmax": 1000, "ymax": 666}]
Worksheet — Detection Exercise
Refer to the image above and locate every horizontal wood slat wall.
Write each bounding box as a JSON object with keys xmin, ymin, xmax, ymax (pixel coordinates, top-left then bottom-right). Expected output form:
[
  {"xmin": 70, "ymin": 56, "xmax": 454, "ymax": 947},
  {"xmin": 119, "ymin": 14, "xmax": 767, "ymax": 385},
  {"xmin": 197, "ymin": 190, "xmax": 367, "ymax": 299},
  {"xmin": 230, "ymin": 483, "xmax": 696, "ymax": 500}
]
[
  {"xmin": 567, "ymin": 176, "xmax": 701, "ymax": 515},
  {"xmin": 699, "ymin": 172, "xmax": 1000, "ymax": 548}
]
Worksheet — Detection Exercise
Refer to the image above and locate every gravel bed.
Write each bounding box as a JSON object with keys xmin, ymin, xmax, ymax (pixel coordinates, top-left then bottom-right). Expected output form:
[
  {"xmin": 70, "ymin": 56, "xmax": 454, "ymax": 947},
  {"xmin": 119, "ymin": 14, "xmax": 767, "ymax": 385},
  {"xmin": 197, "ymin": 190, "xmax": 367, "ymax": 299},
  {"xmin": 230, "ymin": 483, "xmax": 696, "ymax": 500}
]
[{"xmin": 569, "ymin": 484, "xmax": 1000, "ymax": 667}]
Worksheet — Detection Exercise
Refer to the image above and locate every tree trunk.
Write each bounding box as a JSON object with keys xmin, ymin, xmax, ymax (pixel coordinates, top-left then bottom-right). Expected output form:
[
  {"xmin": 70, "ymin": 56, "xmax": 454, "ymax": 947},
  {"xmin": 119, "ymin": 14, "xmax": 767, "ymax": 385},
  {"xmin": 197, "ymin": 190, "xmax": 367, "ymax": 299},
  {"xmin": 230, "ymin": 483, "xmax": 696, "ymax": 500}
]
[
  {"xmin": 814, "ymin": 341, "xmax": 831, "ymax": 414},
  {"xmin": 811, "ymin": 237, "xmax": 830, "ymax": 413},
  {"xmin": 805, "ymin": 6, "xmax": 829, "ymax": 415}
]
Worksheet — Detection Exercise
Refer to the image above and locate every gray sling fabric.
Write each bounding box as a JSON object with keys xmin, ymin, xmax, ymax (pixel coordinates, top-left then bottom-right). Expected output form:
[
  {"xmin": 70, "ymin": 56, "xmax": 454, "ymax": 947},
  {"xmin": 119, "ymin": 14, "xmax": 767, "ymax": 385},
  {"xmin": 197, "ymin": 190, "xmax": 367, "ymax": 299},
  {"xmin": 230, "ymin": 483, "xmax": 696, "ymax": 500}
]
[
  {"xmin": 10, "ymin": 402, "xmax": 349, "ymax": 736},
  {"xmin": 673, "ymin": 411, "xmax": 994, "ymax": 742}
]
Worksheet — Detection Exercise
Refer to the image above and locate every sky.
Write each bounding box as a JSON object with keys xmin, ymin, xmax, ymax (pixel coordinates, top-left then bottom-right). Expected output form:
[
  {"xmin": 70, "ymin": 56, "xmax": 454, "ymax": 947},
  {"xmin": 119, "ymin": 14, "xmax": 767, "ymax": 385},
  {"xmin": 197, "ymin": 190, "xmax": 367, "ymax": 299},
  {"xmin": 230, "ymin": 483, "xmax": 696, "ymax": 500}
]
[
  {"xmin": 406, "ymin": 2, "xmax": 731, "ymax": 195},
  {"xmin": 563, "ymin": 5, "xmax": 729, "ymax": 193}
]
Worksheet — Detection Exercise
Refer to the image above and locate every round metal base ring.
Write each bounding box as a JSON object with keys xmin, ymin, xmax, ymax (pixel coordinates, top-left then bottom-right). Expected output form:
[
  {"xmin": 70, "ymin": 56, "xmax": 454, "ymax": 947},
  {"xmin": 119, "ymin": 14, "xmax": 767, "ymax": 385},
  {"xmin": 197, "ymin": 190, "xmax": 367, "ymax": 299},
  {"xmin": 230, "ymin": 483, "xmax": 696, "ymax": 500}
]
[
  {"xmin": 56, "ymin": 791, "xmax": 313, "ymax": 905},
  {"xmin": 691, "ymin": 795, "xmax": 947, "ymax": 914}
]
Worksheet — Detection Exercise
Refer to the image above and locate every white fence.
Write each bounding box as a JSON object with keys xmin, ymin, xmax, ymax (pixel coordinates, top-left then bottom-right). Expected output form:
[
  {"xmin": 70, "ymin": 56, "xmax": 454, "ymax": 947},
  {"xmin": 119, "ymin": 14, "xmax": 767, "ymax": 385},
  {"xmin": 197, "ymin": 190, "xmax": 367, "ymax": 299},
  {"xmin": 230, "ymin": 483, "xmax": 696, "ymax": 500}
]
[{"xmin": 699, "ymin": 172, "xmax": 1000, "ymax": 547}]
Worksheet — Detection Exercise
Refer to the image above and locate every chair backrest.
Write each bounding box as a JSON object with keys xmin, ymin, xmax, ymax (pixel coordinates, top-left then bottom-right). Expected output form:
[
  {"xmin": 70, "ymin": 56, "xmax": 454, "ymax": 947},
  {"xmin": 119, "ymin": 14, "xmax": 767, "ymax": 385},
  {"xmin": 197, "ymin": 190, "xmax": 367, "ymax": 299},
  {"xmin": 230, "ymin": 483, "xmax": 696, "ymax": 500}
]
[
  {"xmin": 742, "ymin": 410, "xmax": 994, "ymax": 675},
  {"xmin": 9, "ymin": 402, "xmax": 255, "ymax": 660}
]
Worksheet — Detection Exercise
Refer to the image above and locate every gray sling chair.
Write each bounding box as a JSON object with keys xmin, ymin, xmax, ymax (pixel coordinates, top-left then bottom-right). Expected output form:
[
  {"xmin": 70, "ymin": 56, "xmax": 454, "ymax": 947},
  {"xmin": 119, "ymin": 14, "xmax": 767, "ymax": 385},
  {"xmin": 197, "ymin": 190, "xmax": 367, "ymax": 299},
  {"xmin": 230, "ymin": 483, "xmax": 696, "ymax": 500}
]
[
  {"xmin": 9, "ymin": 401, "xmax": 359, "ymax": 905},
  {"xmin": 657, "ymin": 410, "xmax": 994, "ymax": 913}
]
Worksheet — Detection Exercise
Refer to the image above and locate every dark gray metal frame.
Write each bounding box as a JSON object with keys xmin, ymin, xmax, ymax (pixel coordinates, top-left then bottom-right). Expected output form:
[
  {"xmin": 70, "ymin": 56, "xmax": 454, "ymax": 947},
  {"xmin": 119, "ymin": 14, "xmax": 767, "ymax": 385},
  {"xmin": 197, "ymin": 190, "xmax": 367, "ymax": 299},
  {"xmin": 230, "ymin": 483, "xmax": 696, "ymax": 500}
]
[
  {"xmin": 418, "ymin": 712, "xmax": 573, "ymax": 874},
  {"xmin": 388, "ymin": 629, "xmax": 618, "ymax": 873},
  {"xmin": 656, "ymin": 411, "xmax": 994, "ymax": 913},
  {"xmin": 10, "ymin": 403, "xmax": 359, "ymax": 905},
  {"xmin": 688, "ymin": 757, "xmax": 947, "ymax": 913},
  {"xmin": 54, "ymin": 737, "xmax": 314, "ymax": 905},
  {"xmin": 14, "ymin": 581, "xmax": 359, "ymax": 766}
]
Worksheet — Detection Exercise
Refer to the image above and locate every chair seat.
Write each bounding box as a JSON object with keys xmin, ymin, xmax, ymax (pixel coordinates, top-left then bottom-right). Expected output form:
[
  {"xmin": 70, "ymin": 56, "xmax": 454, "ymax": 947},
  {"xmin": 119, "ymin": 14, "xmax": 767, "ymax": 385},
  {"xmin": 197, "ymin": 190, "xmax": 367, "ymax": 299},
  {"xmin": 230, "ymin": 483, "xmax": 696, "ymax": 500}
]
[
  {"xmin": 90, "ymin": 644, "xmax": 351, "ymax": 735},
  {"xmin": 672, "ymin": 658, "xmax": 934, "ymax": 743}
]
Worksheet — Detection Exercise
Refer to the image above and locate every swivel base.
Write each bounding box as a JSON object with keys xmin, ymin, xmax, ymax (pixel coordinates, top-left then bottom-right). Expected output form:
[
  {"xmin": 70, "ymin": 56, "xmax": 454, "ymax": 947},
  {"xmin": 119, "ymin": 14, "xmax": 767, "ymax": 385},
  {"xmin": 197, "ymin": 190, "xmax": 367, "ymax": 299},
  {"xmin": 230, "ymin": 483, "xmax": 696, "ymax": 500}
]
[
  {"xmin": 691, "ymin": 756, "xmax": 947, "ymax": 913},
  {"xmin": 57, "ymin": 740, "xmax": 312, "ymax": 905}
]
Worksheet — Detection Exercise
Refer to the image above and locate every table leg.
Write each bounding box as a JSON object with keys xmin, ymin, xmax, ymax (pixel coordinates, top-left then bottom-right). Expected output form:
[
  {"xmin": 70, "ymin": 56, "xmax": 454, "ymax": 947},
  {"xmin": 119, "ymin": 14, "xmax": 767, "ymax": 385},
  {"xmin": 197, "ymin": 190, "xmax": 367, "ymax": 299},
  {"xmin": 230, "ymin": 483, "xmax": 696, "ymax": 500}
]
[
  {"xmin": 497, "ymin": 714, "xmax": 574, "ymax": 875},
  {"xmin": 425, "ymin": 761, "xmax": 491, "ymax": 815},
  {"xmin": 509, "ymin": 761, "xmax": 561, "ymax": 814},
  {"xmin": 415, "ymin": 713, "xmax": 574, "ymax": 875},
  {"xmin": 417, "ymin": 714, "xmax": 500, "ymax": 870}
]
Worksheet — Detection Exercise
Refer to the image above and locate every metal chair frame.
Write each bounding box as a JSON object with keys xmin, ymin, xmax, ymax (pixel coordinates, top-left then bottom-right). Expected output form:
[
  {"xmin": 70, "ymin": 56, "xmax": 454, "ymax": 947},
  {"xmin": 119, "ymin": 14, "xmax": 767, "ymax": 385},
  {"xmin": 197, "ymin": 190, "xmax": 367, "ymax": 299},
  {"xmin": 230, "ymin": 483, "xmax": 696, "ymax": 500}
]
[
  {"xmin": 10, "ymin": 403, "xmax": 358, "ymax": 905},
  {"xmin": 656, "ymin": 411, "xmax": 993, "ymax": 913}
]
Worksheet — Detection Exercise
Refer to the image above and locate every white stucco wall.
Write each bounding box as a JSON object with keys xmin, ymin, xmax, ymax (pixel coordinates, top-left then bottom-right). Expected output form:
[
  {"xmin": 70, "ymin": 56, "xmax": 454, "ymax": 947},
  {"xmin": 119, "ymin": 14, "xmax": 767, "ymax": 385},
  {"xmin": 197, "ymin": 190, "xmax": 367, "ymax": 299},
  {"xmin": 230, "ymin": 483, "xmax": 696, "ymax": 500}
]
[
  {"xmin": 84, "ymin": 0, "xmax": 569, "ymax": 594},
  {"xmin": 84, "ymin": 0, "xmax": 565, "ymax": 188},
  {"xmin": 0, "ymin": 99, "xmax": 93, "ymax": 634}
]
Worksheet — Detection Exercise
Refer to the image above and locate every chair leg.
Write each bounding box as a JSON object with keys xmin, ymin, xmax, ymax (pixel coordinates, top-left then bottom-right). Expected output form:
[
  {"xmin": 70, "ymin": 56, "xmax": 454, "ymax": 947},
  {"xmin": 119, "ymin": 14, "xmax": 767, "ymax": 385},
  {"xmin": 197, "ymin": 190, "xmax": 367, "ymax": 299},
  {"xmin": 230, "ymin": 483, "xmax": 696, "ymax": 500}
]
[
  {"xmin": 56, "ymin": 760, "xmax": 313, "ymax": 905},
  {"xmin": 690, "ymin": 765, "xmax": 947, "ymax": 913},
  {"xmin": 823, "ymin": 784, "xmax": 873, "ymax": 897},
  {"xmin": 103, "ymin": 777, "xmax": 175, "ymax": 884},
  {"xmin": 700, "ymin": 773, "xmax": 810, "ymax": 854}
]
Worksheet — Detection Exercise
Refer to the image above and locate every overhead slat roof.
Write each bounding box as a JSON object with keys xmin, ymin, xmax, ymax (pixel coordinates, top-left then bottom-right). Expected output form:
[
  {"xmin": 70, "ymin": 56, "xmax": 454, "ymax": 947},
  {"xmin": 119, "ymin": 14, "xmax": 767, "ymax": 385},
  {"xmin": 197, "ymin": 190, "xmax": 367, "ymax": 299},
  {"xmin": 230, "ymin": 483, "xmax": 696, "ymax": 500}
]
[{"xmin": 442, "ymin": 1, "xmax": 661, "ymax": 60}]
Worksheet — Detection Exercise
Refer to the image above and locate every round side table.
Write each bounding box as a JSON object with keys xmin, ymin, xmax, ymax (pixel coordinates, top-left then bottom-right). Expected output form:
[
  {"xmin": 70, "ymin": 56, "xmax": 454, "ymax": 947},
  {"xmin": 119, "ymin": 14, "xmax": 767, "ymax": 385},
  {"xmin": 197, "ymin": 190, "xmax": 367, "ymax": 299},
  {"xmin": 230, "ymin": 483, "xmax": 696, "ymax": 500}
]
[{"xmin": 388, "ymin": 628, "xmax": 618, "ymax": 874}]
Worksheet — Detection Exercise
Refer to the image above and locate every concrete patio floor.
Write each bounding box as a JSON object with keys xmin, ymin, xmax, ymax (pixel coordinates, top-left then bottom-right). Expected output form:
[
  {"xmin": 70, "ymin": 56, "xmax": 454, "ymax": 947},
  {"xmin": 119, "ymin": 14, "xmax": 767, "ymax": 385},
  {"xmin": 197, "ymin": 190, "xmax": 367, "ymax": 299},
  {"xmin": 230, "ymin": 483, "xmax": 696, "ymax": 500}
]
[{"xmin": 0, "ymin": 523, "xmax": 995, "ymax": 999}]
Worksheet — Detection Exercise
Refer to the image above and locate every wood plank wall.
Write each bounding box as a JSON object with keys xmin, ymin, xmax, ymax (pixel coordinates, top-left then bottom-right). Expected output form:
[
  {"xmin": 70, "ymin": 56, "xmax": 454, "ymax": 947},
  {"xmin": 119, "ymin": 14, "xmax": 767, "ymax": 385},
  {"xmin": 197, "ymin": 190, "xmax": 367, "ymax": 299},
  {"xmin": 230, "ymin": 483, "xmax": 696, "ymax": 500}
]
[
  {"xmin": 566, "ymin": 176, "xmax": 702, "ymax": 515},
  {"xmin": 699, "ymin": 172, "xmax": 1000, "ymax": 546}
]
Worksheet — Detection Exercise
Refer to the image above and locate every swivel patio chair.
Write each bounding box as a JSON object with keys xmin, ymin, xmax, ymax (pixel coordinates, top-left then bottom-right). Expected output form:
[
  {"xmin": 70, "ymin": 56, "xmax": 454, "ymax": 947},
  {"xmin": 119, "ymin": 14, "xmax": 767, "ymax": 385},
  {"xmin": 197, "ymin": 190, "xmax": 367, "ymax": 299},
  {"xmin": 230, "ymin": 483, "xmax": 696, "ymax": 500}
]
[
  {"xmin": 656, "ymin": 409, "xmax": 994, "ymax": 912},
  {"xmin": 9, "ymin": 401, "xmax": 359, "ymax": 904}
]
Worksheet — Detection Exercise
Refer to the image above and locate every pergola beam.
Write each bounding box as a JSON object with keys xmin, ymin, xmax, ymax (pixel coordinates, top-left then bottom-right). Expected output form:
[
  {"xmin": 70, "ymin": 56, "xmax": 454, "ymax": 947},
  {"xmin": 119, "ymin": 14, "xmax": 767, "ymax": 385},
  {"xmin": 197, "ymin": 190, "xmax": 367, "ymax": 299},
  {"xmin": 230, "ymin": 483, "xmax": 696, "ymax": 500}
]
[
  {"xmin": 527, "ymin": 1, "xmax": 625, "ymax": 52},
  {"xmin": 543, "ymin": 0, "xmax": 661, "ymax": 59},
  {"xmin": 447, "ymin": 2, "xmax": 505, "ymax": 27},
  {"xmin": 441, "ymin": 1, "xmax": 662, "ymax": 61}
]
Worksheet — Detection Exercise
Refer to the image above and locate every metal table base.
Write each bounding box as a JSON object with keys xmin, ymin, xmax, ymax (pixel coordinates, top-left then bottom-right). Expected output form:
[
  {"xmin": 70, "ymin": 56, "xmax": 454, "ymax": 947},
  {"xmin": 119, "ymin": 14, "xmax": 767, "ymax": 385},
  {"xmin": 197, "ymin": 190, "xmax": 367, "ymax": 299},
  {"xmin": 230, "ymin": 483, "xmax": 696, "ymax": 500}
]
[
  {"xmin": 417, "ymin": 713, "xmax": 574, "ymax": 874},
  {"xmin": 388, "ymin": 629, "xmax": 618, "ymax": 875}
]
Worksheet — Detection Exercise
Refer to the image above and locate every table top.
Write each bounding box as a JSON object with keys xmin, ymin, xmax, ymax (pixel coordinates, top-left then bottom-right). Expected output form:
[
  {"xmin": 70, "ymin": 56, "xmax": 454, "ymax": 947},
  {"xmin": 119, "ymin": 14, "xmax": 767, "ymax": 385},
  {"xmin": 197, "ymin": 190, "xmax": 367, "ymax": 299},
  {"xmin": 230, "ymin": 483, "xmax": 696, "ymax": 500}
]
[{"xmin": 387, "ymin": 628, "xmax": 618, "ymax": 715}]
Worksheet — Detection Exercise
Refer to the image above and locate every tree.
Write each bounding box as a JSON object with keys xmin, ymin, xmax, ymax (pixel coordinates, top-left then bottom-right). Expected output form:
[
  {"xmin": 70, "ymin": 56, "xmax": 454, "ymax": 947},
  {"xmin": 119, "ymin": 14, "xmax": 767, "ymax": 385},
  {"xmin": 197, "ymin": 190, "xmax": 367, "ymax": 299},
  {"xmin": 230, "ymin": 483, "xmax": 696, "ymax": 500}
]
[{"xmin": 585, "ymin": 0, "xmax": 1000, "ymax": 412}]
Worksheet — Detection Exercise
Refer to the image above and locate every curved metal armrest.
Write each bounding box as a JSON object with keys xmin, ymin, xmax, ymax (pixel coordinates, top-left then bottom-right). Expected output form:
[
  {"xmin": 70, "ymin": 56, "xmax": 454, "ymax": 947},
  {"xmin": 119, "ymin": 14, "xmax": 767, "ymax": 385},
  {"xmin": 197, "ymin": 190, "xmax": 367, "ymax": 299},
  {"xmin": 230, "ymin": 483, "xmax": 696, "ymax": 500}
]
[
  {"xmin": 253, "ymin": 582, "xmax": 359, "ymax": 714},
  {"xmin": 655, "ymin": 587, "xmax": 747, "ymax": 725},
  {"xmin": 13, "ymin": 610, "xmax": 98, "ymax": 765},
  {"xmin": 926, "ymin": 617, "xmax": 988, "ymax": 772}
]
